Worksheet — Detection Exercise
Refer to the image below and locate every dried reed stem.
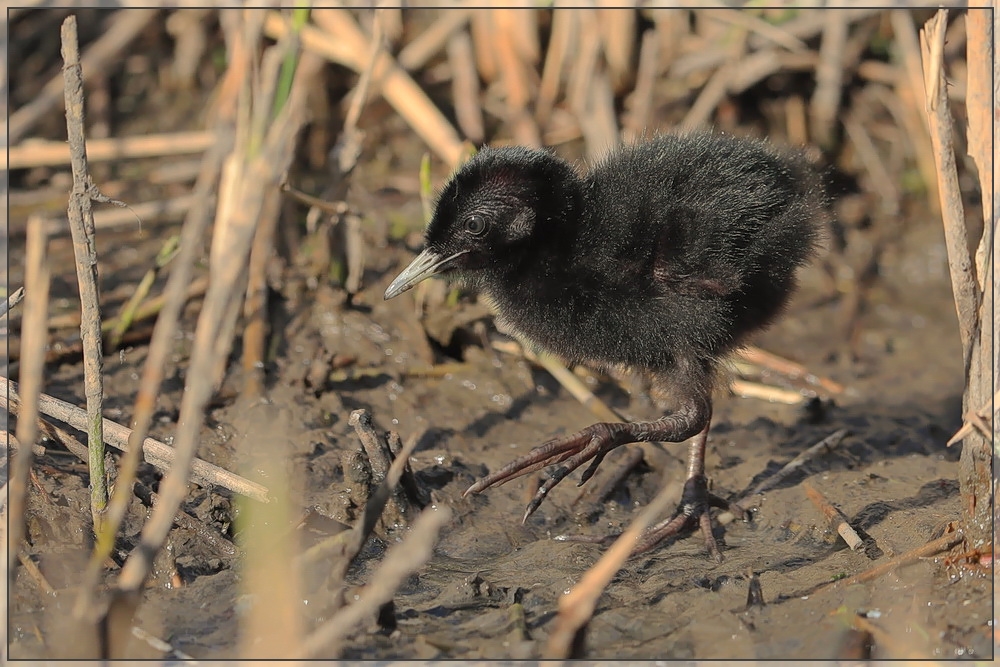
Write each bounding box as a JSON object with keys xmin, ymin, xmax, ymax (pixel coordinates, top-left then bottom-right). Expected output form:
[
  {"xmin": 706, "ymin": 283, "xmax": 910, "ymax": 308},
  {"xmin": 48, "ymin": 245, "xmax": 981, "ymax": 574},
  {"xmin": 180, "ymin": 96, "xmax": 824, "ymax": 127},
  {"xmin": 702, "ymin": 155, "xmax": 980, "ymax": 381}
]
[
  {"xmin": 6, "ymin": 218, "xmax": 50, "ymax": 595},
  {"xmin": 115, "ymin": 26, "xmax": 316, "ymax": 598},
  {"xmin": 918, "ymin": 10, "xmax": 979, "ymax": 367},
  {"xmin": 6, "ymin": 130, "xmax": 214, "ymax": 170},
  {"xmin": 61, "ymin": 14, "xmax": 108, "ymax": 534},
  {"xmin": 545, "ymin": 474, "xmax": 681, "ymax": 659},
  {"xmin": 802, "ymin": 481, "xmax": 864, "ymax": 551}
]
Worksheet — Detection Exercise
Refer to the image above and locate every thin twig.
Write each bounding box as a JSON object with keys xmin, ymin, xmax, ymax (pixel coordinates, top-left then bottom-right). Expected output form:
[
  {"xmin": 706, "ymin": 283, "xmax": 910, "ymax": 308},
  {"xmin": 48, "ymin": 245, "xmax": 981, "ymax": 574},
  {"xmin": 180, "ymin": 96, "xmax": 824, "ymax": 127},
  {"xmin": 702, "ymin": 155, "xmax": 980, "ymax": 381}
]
[
  {"xmin": 0, "ymin": 287, "xmax": 25, "ymax": 320},
  {"xmin": 25, "ymin": 194, "xmax": 203, "ymax": 237},
  {"xmin": 62, "ymin": 15, "xmax": 108, "ymax": 533},
  {"xmin": 0, "ymin": 377, "xmax": 270, "ymax": 503},
  {"xmin": 815, "ymin": 528, "xmax": 963, "ymax": 594},
  {"xmin": 719, "ymin": 428, "xmax": 850, "ymax": 524},
  {"xmin": 946, "ymin": 389, "xmax": 999, "ymax": 446},
  {"xmin": 803, "ymin": 481, "xmax": 864, "ymax": 551}
]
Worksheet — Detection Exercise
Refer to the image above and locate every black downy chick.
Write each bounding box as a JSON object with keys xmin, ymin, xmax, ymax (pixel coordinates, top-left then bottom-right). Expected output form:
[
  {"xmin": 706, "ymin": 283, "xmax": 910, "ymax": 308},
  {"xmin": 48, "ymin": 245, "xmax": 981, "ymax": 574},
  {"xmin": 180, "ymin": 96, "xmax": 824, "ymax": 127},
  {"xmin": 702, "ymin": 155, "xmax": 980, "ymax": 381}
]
[{"xmin": 384, "ymin": 133, "xmax": 825, "ymax": 561}]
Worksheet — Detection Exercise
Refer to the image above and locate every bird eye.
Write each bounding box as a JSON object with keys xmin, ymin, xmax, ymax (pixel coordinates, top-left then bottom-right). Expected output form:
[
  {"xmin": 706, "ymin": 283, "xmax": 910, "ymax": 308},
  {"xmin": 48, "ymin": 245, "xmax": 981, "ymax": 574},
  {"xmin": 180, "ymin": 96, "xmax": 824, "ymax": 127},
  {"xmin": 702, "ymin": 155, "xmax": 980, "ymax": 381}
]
[{"xmin": 464, "ymin": 214, "xmax": 487, "ymax": 236}]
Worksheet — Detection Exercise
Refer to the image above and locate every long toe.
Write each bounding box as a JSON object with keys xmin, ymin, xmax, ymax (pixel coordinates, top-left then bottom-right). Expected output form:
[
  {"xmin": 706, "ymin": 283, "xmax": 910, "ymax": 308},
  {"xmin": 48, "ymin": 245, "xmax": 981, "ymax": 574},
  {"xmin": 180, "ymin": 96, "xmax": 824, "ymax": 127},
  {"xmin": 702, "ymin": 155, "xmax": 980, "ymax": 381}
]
[
  {"xmin": 630, "ymin": 475, "xmax": 732, "ymax": 561},
  {"xmin": 464, "ymin": 421, "xmax": 629, "ymax": 501}
]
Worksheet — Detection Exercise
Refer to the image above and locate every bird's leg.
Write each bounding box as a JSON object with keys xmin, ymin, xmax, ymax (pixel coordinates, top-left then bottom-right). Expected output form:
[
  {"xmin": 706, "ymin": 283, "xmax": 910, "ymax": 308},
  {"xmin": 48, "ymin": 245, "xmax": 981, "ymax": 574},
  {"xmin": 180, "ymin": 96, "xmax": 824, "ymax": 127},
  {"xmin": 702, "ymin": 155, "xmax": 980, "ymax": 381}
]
[
  {"xmin": 465, "ymin": 396, "xmax": 711, "ymax": 523},
  {"xmin": 629, "ymin": 421, "xmax": 746, "ymax": 562}
]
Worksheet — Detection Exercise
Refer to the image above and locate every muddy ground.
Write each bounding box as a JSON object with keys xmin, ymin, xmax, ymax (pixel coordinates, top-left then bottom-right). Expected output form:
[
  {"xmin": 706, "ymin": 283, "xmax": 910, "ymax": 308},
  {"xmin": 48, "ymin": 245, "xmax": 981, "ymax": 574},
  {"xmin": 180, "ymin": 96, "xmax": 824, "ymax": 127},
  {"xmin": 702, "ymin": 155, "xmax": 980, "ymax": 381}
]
[
  {"xmin": 7, "ymin": 159, "xmax": 992, "ymax": 660},
  {"xmin": 5, "ymin": 10, "xmax": 994, "ymax": 663}
]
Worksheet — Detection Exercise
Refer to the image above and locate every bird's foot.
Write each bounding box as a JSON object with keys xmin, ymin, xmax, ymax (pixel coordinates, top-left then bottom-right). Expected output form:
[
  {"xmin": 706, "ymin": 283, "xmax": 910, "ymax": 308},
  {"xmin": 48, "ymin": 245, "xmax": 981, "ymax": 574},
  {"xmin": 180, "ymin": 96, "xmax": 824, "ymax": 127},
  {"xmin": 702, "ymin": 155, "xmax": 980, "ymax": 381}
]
[
  {"xmin": 464, "ymin": 421, "xmax": 633, "ymax": 523},
  {"xmin": 557, "ymin": 475, "xmax": 749, "ymax": 563}
]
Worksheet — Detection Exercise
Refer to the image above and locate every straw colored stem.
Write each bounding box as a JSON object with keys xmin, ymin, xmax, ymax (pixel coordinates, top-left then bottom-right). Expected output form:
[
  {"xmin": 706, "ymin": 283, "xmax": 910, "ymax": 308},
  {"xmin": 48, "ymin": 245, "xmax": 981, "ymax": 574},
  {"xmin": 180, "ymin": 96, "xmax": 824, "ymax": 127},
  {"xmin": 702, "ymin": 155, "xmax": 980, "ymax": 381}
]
[
  {"xmin": 447, "ymin": 29, "xmax": 484, "ymax": 143},
  {"xmin": 545, "ymin": 474, "xmax": 681, "ymax": 658},
  {"xmin": 919, "ymin": 10, "xmax": 980, "ymax": 368},
  {"xmin": 396, "ymin": 7, "xmax": 471, "ymax": 72},
  {"xmin": 536, "ymin": 6, "xmax": 574, "ymax": 128},
  {"xmin": 6, "ymin": 218, "xmax": 50, "ymax": 593},
  {"xmin": 7, "ymin": 131, "xmax": 215, "ymax": 170},
  {"xmin": 293, "ymin": 9, "xmax": 464, "ymax": 167}
]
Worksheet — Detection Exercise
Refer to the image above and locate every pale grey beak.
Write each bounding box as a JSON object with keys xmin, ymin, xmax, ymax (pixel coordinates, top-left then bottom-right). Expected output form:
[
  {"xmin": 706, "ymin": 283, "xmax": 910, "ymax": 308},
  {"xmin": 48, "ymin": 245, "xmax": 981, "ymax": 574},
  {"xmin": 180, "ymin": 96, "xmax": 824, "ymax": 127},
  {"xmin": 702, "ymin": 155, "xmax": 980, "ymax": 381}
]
[{"xmin": 384, "ymin": 249, "xmax": 468, "ymax": 300}]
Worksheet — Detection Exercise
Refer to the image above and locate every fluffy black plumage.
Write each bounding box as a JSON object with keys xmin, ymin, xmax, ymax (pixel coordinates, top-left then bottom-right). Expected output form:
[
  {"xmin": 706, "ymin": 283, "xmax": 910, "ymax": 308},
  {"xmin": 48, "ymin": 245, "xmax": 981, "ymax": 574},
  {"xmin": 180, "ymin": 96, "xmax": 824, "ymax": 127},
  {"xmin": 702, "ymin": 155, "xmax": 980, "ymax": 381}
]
[{"xmin": 385, "ymin": 133, "xmax": 826, "ymax": 560}]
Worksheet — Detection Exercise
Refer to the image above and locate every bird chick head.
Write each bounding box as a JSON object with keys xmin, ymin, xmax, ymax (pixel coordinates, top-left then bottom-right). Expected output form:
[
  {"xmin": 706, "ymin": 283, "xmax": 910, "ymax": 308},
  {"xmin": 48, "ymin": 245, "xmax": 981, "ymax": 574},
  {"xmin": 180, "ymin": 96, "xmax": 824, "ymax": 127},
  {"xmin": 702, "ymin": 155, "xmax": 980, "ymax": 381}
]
[{"xmin": 384, "ymin": 146, "xmax": 581, "ymax": 300}]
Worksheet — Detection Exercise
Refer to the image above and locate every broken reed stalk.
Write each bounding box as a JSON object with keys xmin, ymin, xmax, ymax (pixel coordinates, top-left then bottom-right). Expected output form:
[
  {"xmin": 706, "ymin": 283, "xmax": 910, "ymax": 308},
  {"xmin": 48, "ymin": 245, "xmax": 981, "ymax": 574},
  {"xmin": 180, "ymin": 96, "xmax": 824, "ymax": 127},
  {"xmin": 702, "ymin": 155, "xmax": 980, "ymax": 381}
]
[
  {"xmin": 296, "ymin": 505, "xmax": 452, "ymax": 659},
  {"xmin": 73, "ymin": 17, "xmax": 250, "ymax": 616},
  {"xmin": 918, "ymin": 8, "xmax": 994, "ymax": 548},
  {"xmin": 61, "ymin": 15, "xmax": 108, "ymax": 535},
  {"xmin": 802, "ymin": 481, "xmax": 863, "ymax": 550},
  {"xmin": 919, "ymin": 10, "xmax": 980, "ymax": 366},
  {"xmin": 545, "ymin": 473, "xmax": 682, "ymax": 659},
  {"xmin": 113, "ymin": 22, "xmax": 318, "ymax": 603},
  {"xmin": 6, "ymin": 219, "xmax": 50, "ymax": 595}
]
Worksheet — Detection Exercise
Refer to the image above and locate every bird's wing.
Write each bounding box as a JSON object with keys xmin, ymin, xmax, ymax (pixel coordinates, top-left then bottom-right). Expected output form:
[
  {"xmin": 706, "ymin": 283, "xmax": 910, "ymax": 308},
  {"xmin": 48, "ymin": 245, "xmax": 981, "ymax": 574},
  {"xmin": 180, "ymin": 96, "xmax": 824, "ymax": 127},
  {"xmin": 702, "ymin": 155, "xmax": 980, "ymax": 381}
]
[{"xmin": 649, "ymin": 207, "xmax": 744, "ymax": 299}]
